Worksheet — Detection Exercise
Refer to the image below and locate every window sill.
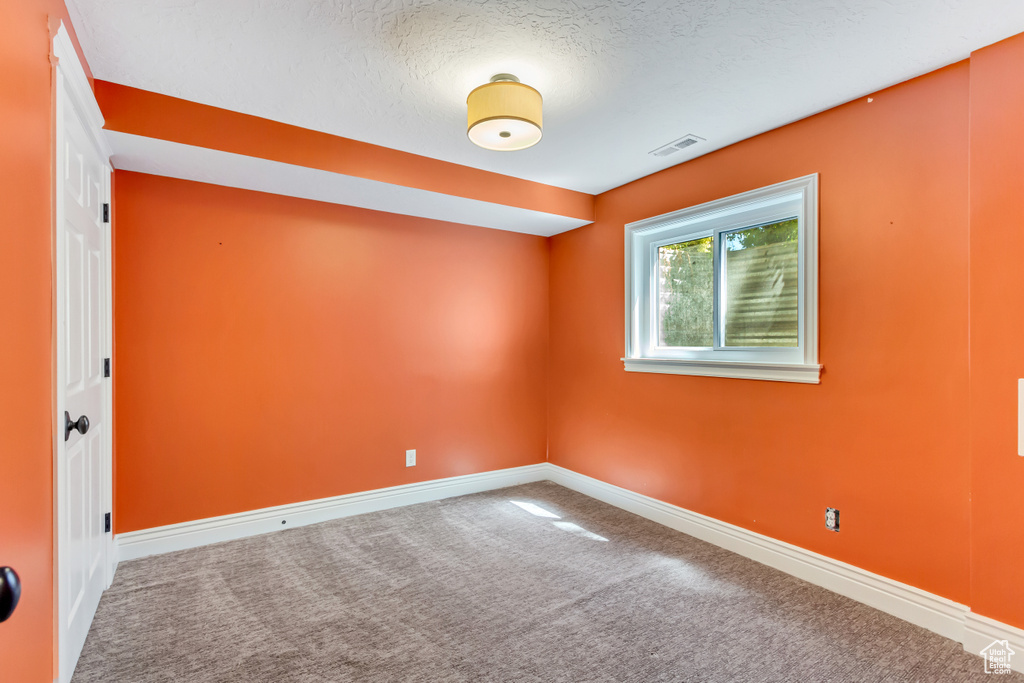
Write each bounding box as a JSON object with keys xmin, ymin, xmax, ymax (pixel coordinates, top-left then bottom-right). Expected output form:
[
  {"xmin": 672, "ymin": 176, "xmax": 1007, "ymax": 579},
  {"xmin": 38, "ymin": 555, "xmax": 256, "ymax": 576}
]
[{"xmin": 622, "ymin": 358, "xmax": 821, "ymax": 384}]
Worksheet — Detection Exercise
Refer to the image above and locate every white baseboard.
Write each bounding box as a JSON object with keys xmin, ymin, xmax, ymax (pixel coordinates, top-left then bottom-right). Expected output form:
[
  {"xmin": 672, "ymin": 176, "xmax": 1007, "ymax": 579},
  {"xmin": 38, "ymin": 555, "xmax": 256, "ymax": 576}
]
[
  {"xmin": 545, "ymin": 463, "xmax": 1023, "ymax": 673},
  {"xmin": 115, "ymin": 460, "xmax": 1024, "ymax": 673},
  {"xmin": 116, "ymin": 463, "xmax": 549, "ymax": 561},
  {"xmin": 964, "ymin": 612, "xmax": 1024, "ymax": 674}
]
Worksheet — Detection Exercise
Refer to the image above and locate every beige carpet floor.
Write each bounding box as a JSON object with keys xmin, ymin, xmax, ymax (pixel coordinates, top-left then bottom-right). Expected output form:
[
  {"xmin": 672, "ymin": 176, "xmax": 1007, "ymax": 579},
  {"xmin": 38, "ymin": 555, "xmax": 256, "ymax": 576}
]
[{"xmin": 74, "ymin": 482, "xmax": 1016, "ymax": 682}]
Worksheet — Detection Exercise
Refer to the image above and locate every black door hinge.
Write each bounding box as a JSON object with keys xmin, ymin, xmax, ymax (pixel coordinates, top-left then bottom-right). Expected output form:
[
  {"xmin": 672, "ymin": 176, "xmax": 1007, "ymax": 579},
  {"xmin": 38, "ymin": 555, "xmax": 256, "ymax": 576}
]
[
  {"xmin": 104, "ymin": 512, "xmax": 111, "ymax": 533},
  {"xmin": 102, "ymin": 203, "xmax": 110, "ymax": 224},
  {"xmin": 103, "ymin": 358, "xmax": 111, "ymax": 378}
]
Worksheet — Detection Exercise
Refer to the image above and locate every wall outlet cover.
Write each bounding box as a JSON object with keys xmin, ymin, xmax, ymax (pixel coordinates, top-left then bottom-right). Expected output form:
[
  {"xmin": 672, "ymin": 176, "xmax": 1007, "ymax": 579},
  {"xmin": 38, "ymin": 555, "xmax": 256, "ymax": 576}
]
[
  {"xmin": 825, "ymin": 507, "xmax": 840, "ymax": 532},
  {"xmin": 405, "ymin": 449, "xmax": 416, "ymax": 467},
  {"xmin": 1018, "ymin": 379, "xmax": 1023, "ymax": 456}
]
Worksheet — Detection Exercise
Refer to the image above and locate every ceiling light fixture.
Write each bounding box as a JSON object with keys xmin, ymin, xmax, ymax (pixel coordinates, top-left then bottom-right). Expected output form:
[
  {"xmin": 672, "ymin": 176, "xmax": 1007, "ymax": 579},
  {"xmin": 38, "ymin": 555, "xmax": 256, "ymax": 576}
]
[{"xmin": 467, "ymin": 74, "xmax": 542, "ymax": 151}]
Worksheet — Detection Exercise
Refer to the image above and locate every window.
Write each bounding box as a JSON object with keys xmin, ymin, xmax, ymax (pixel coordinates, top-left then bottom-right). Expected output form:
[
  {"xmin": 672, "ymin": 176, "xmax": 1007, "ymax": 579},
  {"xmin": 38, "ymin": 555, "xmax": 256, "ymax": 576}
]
[{"xmin": 624, "ymin": 174, "xmax": 820, "ymax": 383}]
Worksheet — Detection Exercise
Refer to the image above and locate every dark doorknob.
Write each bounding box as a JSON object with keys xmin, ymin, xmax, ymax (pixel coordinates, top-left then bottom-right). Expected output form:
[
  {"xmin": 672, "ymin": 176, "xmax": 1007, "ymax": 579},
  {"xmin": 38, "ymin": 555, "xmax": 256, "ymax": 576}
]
[
  {"xmin": 0, "ymin": 567, "xmax": 20, "ymax": 623},
  {"xmin": 64, "ymin": 411, "xmax": 90, "ymax": 442}
]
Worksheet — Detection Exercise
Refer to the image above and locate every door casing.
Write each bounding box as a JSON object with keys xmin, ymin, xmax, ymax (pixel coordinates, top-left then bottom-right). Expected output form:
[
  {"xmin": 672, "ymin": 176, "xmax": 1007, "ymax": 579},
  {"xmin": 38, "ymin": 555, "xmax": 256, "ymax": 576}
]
[{"xmin": 52, "ymin": 22, "xmax": 115, "ymax": 683}]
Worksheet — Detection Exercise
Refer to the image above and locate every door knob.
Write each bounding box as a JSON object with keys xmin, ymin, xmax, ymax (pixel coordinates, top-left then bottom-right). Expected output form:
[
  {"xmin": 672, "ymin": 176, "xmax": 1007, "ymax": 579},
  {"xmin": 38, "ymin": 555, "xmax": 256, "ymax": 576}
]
[
  {"xmin": 64, "ymin": 411, "xmax": 90, "ymax": 441},
  {"xmin": 0, "ymin": 567, "xmax": 20, "ymax": 623}
]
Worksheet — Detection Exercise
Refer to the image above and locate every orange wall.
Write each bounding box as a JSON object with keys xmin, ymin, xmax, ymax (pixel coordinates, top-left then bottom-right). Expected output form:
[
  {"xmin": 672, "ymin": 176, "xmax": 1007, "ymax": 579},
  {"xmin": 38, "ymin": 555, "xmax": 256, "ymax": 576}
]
[
  {"xmin": 112, "ymin": 39, "xmax": 1024, "ymax": 629},
  {"xmin": 0, "ymin": 2, "xmax": 90, "ymax": 681},
  {"xmin": 4, "ymin": 8, "xmax": 1020, "ymax": 677},
  {"xmin": 968, "ymin": 33, "xmax": 1024, "ymax": 628},
  {"xmin": 549, "ymin": 64, "xmax": 974, "ymax": 604},
  {"xmin": 113, "ymin": 172, "xmax": 549, "ymax": 532}
]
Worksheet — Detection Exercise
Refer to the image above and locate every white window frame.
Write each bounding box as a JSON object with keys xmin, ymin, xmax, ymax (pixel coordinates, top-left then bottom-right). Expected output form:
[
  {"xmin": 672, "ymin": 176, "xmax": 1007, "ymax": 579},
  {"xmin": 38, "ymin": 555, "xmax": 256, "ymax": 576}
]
[{"xmin": 623, "ymin": 174, "xmax": 820, "ymax": 383}]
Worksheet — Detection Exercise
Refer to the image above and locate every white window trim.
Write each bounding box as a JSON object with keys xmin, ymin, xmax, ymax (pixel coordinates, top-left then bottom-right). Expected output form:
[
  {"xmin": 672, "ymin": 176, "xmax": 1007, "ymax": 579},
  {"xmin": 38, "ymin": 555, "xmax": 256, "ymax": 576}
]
[{"xmin": 623, "ymin": 174, "xmax": 821, "ymax": 383}]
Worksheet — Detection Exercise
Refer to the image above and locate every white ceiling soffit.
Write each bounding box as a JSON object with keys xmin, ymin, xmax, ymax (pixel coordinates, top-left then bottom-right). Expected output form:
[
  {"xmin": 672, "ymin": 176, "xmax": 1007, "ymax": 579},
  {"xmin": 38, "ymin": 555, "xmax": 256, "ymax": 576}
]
[
  {"xmin": 69, "ymin": 1, "xmax": 1024, "ymax": 195},
  {"xmin": 106, "ymin": 131, "xmax": 590, "ymax": 237}
]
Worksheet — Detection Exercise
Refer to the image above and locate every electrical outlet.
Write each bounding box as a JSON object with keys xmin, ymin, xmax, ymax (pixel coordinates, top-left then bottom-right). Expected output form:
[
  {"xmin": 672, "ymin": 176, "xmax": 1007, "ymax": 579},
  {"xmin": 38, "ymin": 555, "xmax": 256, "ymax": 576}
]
[
  {"xmin": 825, "ymin": 507, "xmax": 840, "ymax": 532},
  {"xmin": 1018, "ymin": 379, "xmax": 1023, "ymax": 456},
  {"xmin": 405, "ymin": 449, "xmax": 416, "ymax": 467}
]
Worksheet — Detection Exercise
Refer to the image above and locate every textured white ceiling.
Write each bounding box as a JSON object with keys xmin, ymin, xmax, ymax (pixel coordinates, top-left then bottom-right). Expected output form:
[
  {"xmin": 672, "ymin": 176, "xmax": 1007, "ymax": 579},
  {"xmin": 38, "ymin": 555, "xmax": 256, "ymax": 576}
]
[{"xmin": 68, "ymin": 0, "xmax": 1024, "ymax": 194}]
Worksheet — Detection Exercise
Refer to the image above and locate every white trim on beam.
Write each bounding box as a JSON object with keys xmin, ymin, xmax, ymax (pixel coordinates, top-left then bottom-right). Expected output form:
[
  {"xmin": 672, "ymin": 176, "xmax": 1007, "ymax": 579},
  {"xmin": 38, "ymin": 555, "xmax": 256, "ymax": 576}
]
[
  {"xmin": 103, "ymin": 131, "xmax": 592, "ymax": 237},
  {"xmin": 116, "ymin": 464, "xmax": 549, "ymax": 561}
]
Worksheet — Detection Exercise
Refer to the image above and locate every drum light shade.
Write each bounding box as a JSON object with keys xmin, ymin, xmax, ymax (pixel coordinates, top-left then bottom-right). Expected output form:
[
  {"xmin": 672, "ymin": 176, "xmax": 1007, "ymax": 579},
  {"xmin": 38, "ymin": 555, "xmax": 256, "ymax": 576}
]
[{"xmin": 467, "ymin": 74, "xmax": 543, "ymax": 151}]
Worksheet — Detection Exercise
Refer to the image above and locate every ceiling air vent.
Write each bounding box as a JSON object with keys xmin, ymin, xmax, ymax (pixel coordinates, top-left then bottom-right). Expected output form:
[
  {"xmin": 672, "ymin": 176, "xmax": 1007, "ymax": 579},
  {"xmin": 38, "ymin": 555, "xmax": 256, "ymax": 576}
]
[{"xmin": 649, "ymin": 134, "xmax": 705, "ymax": 157}]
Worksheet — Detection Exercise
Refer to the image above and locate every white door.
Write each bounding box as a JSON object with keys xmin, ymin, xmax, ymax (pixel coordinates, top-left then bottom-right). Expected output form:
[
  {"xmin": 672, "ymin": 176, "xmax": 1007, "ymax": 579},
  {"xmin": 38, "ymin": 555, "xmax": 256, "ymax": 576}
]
[{"xmin": 54, "ymin": 25, "xmax": 113, "ymax": 682}]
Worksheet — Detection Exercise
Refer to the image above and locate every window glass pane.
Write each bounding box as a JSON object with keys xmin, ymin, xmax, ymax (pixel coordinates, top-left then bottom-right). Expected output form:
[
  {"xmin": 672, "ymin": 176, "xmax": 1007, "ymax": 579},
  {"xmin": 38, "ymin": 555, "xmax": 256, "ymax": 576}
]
[
  {"xmin": 658, "ymin": 236, "xmax": 713, "ymax": 347},
  {"xmin": 723, "ymin": 219, "xmax": 799, "ymax": 347}
]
